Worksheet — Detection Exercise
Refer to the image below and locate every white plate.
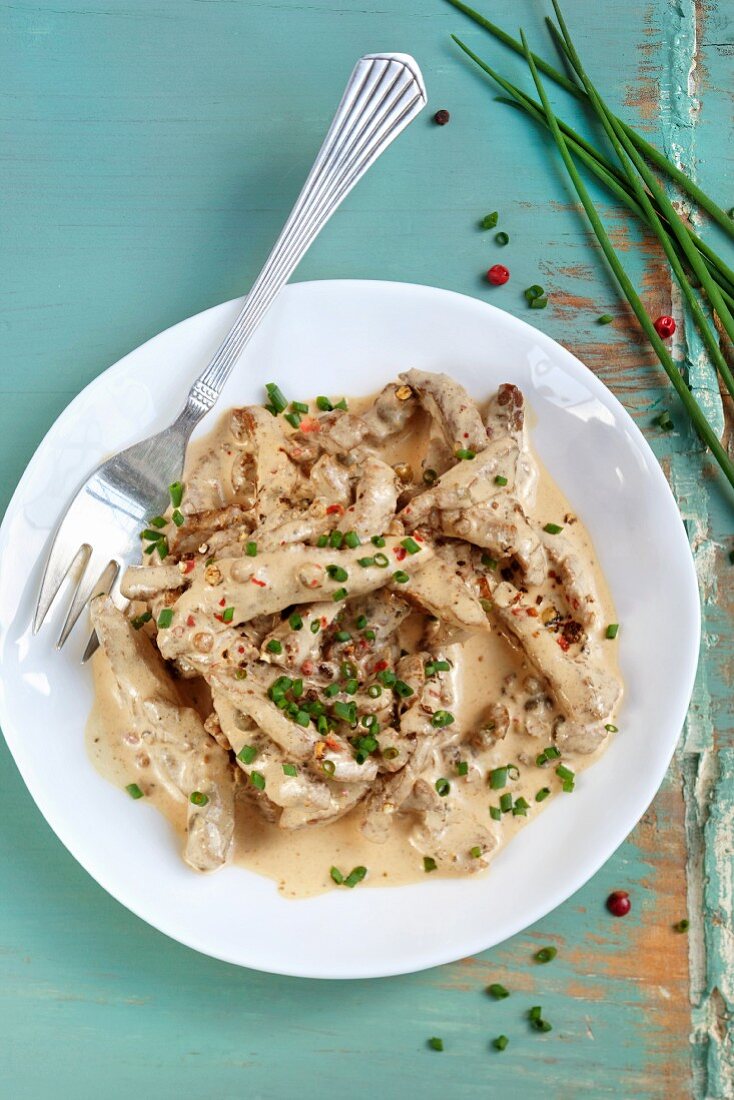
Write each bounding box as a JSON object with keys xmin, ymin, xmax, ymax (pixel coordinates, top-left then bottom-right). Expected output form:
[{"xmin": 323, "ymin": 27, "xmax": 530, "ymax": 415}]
[{"xmin": 0, "ymin": 281, "xmax": 699, "ymax": 979}]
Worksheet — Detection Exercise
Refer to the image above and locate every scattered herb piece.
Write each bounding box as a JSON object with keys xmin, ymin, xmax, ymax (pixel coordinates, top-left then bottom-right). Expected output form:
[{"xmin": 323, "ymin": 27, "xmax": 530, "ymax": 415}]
[
  {"xmin": 674, "ymin": 918, "xmax": 690, "ymax": 934},
  {"xmin": 330, "ymin": 866, "xmax": 344, "ymax": 885},
  {"xmin": 316, "ymin": 396, "xmax": 333, "ymax": 412},
  {"xmin": 487, "ymin": 983, "xmax": 510, "ymax": 1000},
  {"xmin": 598, "ymin": 313, "xmax": 614, "ymax": 325},
  {"xmin": 344, "ymin": 865, "xmax": 367, "ymax": 888},
  {"xmin": 456, "ymin": 761, "xmax": 469, "ymax": 776},
  {"xmin": 169, "ymin": 481, "xmax": 184, "ymax": 508},
  {"xmin": 493, "ymin": 1035, "xmax": 509, "ymax": 1051},
  {"xmin": 606, "ymin": 623, "xmax": 619, "ymax": 639},
  {"xmin": 535, "ymin": 787, "xmax": 551, "ymax": 802},
  {"xmin": 393, "ymin": 570, "xmax": 410, "ymax": 584},
  {"xmin": 495, "ymin": 231, "xmax": 509, "ymax": 246},
  {"xmin": 494, "ymin": 475, "xmax": 508, "ymax": 486},
  {"xmin": 435, "ymin": 778, "xmax": 451, "ymax": 797},
  {"xmin": 543, "ymin": 522, "xmax": 563, "ymax": 534},
  {"xmin": 282, "ymin": 764, "xmax": 298, "ymax": 777},
  {"xmin": 265, "ymin": 382, "xmax": 287, "ymax": 414},
  {"xmin": 250, "ymin": 771, "xmax": 266, "ymax": 791},
  {"xmin": 246, "ymin": 541, "xmax": 257, "ymax": 557},
  {"xmin": 125, "ymin": 783, "xmax": 144, "ymax": 800},
  {"xmin": 455, "ymin": 448, "xmax": 476, "ymax": 460},
  {"xmin": 423, "ymin": 856, "xmax": 438, "ymax": 873},
  {"xmin": 157, "ymin": 608, "xmax": 174, "ymax": 629},
  {"xmin": 237, "ymin": 745, "xmax": 257, "ymax": 765},
  {"xmin": 131, "ymin": 611, "xmax": 152, "ymax": 630},
  {"xmin": 428, "ymin": 1036, "xmax": 444, "ymax": 1051},
  {"xmin": 481, "ymin": 211, "xmax": 499, "ymax": 229},
  {"xmin": 534, "ymin": 946, "xmax": 557, "ymax": 964},
  {"xmin": 655, "ymin": 411, "xmax": 674, "ymax": 431},
  {"xmin": 190, "ymin": 791, "xmax": 209, "ymax": 806}
]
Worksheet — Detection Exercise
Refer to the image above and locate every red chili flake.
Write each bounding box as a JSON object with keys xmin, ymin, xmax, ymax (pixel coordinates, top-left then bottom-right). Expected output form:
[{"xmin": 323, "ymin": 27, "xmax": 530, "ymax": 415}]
[
  {"xmin": 654, "ymin": 315, "xmax": 676, "ymax": 339},
  {"xmin": 300, "ymin": 417, "xmax": 320, "ymax": 433},
  {"xmin": 186, "ymin": 615, "xmax": 196, "ymax": 627},
  {"xmin": 251, "ymin": 577, "xmax": 267, "ymax": 587},
  {"xmin": 414, "ymin": 533, "xmax": 423, "ymax": 542},
  {"xmin": 487, "ymin": 264, "xmax": 510, "ymax": 286},
  {"xmin": 325, "ymin": 736, "xmax": 342, "ymax": 751},
  {"xmin": 526, "ymin": 607, "xmax": 538, "ymax": 617},
  {"xmin": 219, "ymin": 598, "xmax": 226, "ymax": 607},
  {"xmin": 182, "ymin": 560, "xmax": 195, "ymax": 574},
  {"xmin": 373, "ymin": 659, "xmax": 389, "ymax": 673},
  {"xmin": 557, "ymin": 636, "xmax": 570, "ymax": 652},
  {"xmin": 237, "ymin": 645, "xmax": 245, "ymax": 654},
  {"xmin": 214, "ymin": 613, "xmax": 223, "ymax": 623},
  {"xmin": 326, "ymin": 503, "xmax": 344, "ymax": 515},
  {"xmin": 606, "ymin": 890, "xmax": 631, "ymax": 917},
  {"xmin": 301, "ymin": 660, "xmax": 314, "ymax": 676},
  {"xmin": 395, "ymin": 546, "xmax": 407, "ymax": 562}
]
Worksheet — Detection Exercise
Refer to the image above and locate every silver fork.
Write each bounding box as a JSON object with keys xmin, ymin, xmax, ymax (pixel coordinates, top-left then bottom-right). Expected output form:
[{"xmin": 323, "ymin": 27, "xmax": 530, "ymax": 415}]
[{"xmin": 32, "ymin": 52, "xmax": 427, "ymax": 657}]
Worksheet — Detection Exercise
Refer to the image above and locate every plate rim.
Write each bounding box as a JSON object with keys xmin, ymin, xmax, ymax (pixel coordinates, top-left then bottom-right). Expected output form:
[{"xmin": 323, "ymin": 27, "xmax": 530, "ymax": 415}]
[{"xmin": 0, "ymin": 278, "xmax": 701, "ymax": 978}]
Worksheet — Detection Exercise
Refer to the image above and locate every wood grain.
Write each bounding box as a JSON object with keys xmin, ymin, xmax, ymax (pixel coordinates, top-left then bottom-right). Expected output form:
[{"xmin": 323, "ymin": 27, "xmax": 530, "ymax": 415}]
[{"xmin": 1, "ymin": 1, "xmax": 732, "ymax": 1096}]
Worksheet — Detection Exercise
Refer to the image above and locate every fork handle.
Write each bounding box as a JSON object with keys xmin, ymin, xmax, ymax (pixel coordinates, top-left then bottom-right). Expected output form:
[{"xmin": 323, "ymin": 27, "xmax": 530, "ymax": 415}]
[{"xmin": 180, "ymin": 53, "xmax": 426, "ymax": 422}]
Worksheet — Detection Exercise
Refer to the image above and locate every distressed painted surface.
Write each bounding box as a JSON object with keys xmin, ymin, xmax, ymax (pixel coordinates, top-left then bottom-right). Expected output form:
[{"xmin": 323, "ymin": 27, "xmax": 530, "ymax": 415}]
[{"xmin": 0, "ymin": 1, "xmax": 731, "ymax": 1097}]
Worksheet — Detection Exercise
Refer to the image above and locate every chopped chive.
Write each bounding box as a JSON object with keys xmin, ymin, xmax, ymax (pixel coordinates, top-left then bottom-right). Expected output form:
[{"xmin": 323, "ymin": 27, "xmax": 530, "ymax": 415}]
[
  {"xmin": 288, "ymin": 612, "xmax": 303, "ymax": 631},
  {"xmin": 555, "ymin": 764, "xmax": 575, "ymax": 782},
  {"xmin": 367, "ymin": 684, "xmax": 382, "ymax": 698},
  {"xmin": 470, "ymin": 845, "xmax": 482, "ymax": 858},
  {"xmin": 329, "ymin": 530, "xmax": 343, "ymax": 549},
  {"xmin": 317, "ymin": 535, "xmax": 328, "ymax": 548},
  {"xmin": 495, "ymin": 231, "xmax": 509, "ymax": 246},
  {"xmin": 534, "ymin": 946, "xmax": 557, "ymax": 964},
  {"xmin": 533, "ymin": 1019, "xmax": 553, "ymax": 1033},
  {"xmin": 246, "ymin": 541, "xmax": 257, "ymax": 557},
  {"xmin": 481, "ymin": 211, "xmax": 499, "ymax": 229},
  {"xmin": 169, "ymin": 481, "xmax": 184, "ymax": 508},
  {"xmin": 371, "ymin": 535, "xmax": 386, "ymax": 547},
  {"xmin": 494, "ymin": 475, "xmax": 508, "ymax": 486},
  {"xmin": 266, "ymin": 639, "xmax": 283, "ymax": 654},
  {"xmin": 431, "ymin": 710, "xmax": 455, "ymax": 728},
  {"xmin": 363, "ymin": 629, "xmax": 376, "ymax": 641},
  {"xmin": 393, "ymin": 570, "xmax": 410, "ymax": 584},
  {"xmin": 674, "ymin": 918, "xmax": 690, "ymax": 933},
  {"xmin": 598, "ymin": 313, "xmax": 614, "ymax": 325},
  {"xmin": 423, "ymin": 856, "xmax": 438, "ymax": 872},
  {"xmin": 344, "ymin": 865, "xmax": 366, "ymax": 888},
  {"xmin": 493, "ymin": 1035, "xmax": 509, "ymax": 1051},
  {"xmin": 324, "ymin": 683, "xmax": 340, "ymax": 698},
  {"xmin": 332, "ymin": 587, "xmax": 348, "ymax": 602},
  {"xmin": 606, "ymin": 623, "xmax": 619, "ymax": 639},
  {"xmin": 143, "ymin": 542, "xmax": 159, "ymax": 555},
  {"xmin": 355, "ymin": 614, "xmax": 368, "ymax": 630},
  {"xmin": 125, "ymin": 783, "xmax": 144, "ymax": 800},
  {"xmin": 140, "ymin": 528, "xmax": 163, "ymax": 540},
  {"xmin": 487, "ymin": 983, "xmax": 509, "ymax": 999},
  {"xmin": 344, "ymin": 678, "xmax": 359, "ymax": 695},
  {"xmin": 333, "ymin": 700, "xmax": 356, "ymax": 723},
  {"xmin": 235, "ymin": 669, "xmax": 247, "ymax": 681},
  {"xmin": 265, "ymin": 382, "xmax": 287, "ymax": 414},
  {"xmin": 655, "ymin": 410, "xmax": 674, "ymax": 431},
  {"xmin": 530, "ymin": 296, "xmax": 548, "ymax": 309},
  {"xmin": 401, "ymin": 537, "xmax": 421, "ymax": 555},
  {"xmin": 250, "ymin": 771, "xmax": 266, "ymax": 791},
  {"xmin": 344, "ymin": 531, "xmax": 361, "ymax": 549},
  {"xmin": 291, "ymin": 400, "xmax": 309, "ymax": 414},
  {"xmin": 455, "ymin": 448, "xmax": 476, "ymax": 460},
  {"xmin": 357, "ymin": 556, "xmax": 375, "ymax": 568},
  {"xmin": 333, "ymin": 398, "xmax": 348, "ymax": 411},
  {"xmin": 334, "ymin": 629, "xmax": 351, "ymax": 643},
  {"xmin": 605, "ymin": 723, "xmax": 618, "ymax": 733},
  {"xmin": 435, "ymin": 778, "xmax": 451, "ymax": 798},
  {"xmin": 310, "ymin": 619, "xmax": 321, "ymax": 634},
  {"xmin": 149, "ymin": 515, "xmax": 167, "ymax": 529},
  {"xmin": 157, "ymin": 608, "xmax": 174, "ymax": 629},
  {"xmin": 131, "ymin": 611, "xmax": 152, "ymax": 630},
  {"xmin": 222, "ymin": 606, "xmax": 234, "ymax": 623},
  {"xmin": 284, "ymin": 411, "xmax": 301, "ymax": 429},
  {"xmin": 264, "ymin": 403, "xmax": 278, "ymax": 417},
  {"xmin": 545, "ymin": 746, "xmax": 561, "ymax": 760},
  {"xmin": 393, "ymin": 679, "xmax": 414, "ymax": 699},
  {"xmin": 322, "ymin": 759, "xmax": 336, "ymax": 775},
  {"xmin": 377, "ymin": 669, "xmax": 397, "ymax": 686},
  {"xmin": 512, "ymin": 797, "xmax": 530, "ymax": 816},
  {"xmin": 490, "ymin": 805, "xmax": 502, "ymax": 821},
  {"xmin": 382, "ymin": 746, "xmax": 399, "ymax": 761},
  {"xmin": 327, "ymin": 564, "xmax": 349, "ymax": 582},
  {"xmin": 316, "ymin": 396, "xmax": 333, "ymax": 412},
  {"xmin": 524, "ymin": 284, "xmax": 545, "ymax": 301},
  {"xmin": 535, "ymin": 787, "xmax": 551, "ymax": 802},
  {"xmin": 489, "ymin": 766, "xmax": 508, "ymax": 790},
  {"xmin": 543, "ymin": 522, "xmax": 564, "ymax": 534},
  {"xmin": 456, "ymin": 761, "xmax": 469, "ymax": 776},
  {"xmin": 294, "ymin": 711, "xmax": 310, "ymax": 728},
  {"xmin": 330, "ymin": 865, "xmax": 344, "ymax": 884},
  {"xmin": 172, "ymin": 509, "xmax": 185, "ymax": 527},
  {"xmin": 481, "ymin": 553, "xmax": 498, "ymax": 569},
  {"xmin": 428, "ymin": 1037, "xmax": 444, "ymax": 1052},
  {"xmin": 529, "ymin": 1006, "xmax": 542, "ymax": 1022},
  {"xmin": 506, "ymin": 764, "xmax": 520, "ymax": 780},
  {"xmin": 237, "ymin": 745, "xmax": 257, "ymax": 765},
  {"xmin": 372, "ymin": 553, "xmax": 389, "ymax": 569},
  {"xmin": 190, "ymin": 791, "xmax": 209, "ymax": 806},
  {"xmin": 499, "ymin": 792, "xmax": 513, "ymax": 813}
]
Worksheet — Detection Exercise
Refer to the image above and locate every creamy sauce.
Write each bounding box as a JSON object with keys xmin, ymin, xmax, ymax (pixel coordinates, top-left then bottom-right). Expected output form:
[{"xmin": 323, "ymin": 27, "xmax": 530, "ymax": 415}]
[{"xmin": 87, "ymin": 387, "xmax": 620, "ymax": 898}]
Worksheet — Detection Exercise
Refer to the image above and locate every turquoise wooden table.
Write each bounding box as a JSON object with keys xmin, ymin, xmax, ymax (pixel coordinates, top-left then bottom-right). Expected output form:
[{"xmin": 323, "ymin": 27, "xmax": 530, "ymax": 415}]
[{"xmin": 2, "ymin": 1, "xmax": 732, "ymax": 1096}]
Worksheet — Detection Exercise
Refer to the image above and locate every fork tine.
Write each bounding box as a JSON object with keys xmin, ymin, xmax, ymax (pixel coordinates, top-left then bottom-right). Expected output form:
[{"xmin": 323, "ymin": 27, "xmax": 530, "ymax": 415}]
[
  {"xmin": 57, "ymin": 558, "xmax": 120, "ymax": 650},
  {"xmin": 33, "ymin": 543, "xmax": 91, "ymax": 635}
]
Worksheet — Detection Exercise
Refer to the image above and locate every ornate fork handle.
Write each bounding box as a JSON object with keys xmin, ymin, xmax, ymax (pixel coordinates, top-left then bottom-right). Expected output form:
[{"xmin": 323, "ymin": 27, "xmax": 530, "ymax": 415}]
[{"xmin": 184, "ymin": 53, "xmax": 426, "ymax": 421}]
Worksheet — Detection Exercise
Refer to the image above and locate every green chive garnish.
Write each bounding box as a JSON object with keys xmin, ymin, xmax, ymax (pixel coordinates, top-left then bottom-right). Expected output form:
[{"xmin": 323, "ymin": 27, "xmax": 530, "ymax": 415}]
[
  {"xmin": 125, "ymin": 783, "xmax": 144, "ymax": 800},
  {"xmin": 149, "ymin": 516, "xmax": 167, "ymax": 529},
  {"xmin": 250, "ymin": 771, "xmax": 266, "ymax": 791},
  {"xmin": 372, "ymin": 553, "xmax": 388, "ymax": 569},
  {"xmin": 344, "ymin": 865, "xmax": 366, "ymax": 888},
  {"xmin": 334, "ymin": 630, "xmax": 351, "ymax": 643},
  {"xmin": 470, "ymin": 845, "xmax": 482, "ymax": 858},
  {"xmin": 456, "ymin": 761, "xmax": 469, "ymax": 776},
  {"xmin": 489, "ymin": 766, "xmax": 508, "ymax": 790},
  {"xmin": 363, "ymin": 629, "xmax": 376, "ymax": 641},
  {"xmin": 371, "ymin": 535, "xmax": 386, "ymax": 547},
  {"xmin": 401, "ymin": 537, "xmax": 420, "ymax": 554},
  {"xmin": 246, "ymin": 541, "xmax": 257, "ymax": 557},
  {"xmin": 674, "ymin": 918, "xmax": 690, "ymax": 933},
  {"xmin": 330, "ymin": 866, "xmax": 344, "ymax": 884},
  {"xmin": 655, "ymin": 410, "xmax": 674, "ymax": 431},
  {"xmin": 333, "ymin": 398, "xmax": 348, "ymax": 411},
  {"xmin": 317, "ymin": 535, "xmax": 328, "ymax": 548},
  {"xmin": 237, "ymin": 745, "xmax": 257, "ymax": 765},
  {"xmin": 172, "ymin": 509, "xmax": 185, "ymax": 527},
  {"xmin": 393, "ymin": 679, "xmax": 414, "ymax": 699},
  {"xmin": 598, "ymin": 313, "xmax": 614, "ymax": 325},
  {"xmin": 530, "ymin": 296, "xmax": 548, "ymax": 309},
  {"xmin": 157, "ymin": 608, "xmax": 173, "ymax": 629},
  {"xmin": 265, "ymin": 382, "xmax": 287, "ymax": 414},
  {"xmin": 431, "ymin": 710, "xmax": 455, "ymax": 729},
  {"xmin": 494, "ymin": 475, "xmax": 508, "ymax": 486},
  {"xmin": 512, "ymin": 796, "xmax": 530, "ymax": 816},
  {"xmin": 169, "ymin": 481, "xmax": 184, "ymax": 508},
  {"xmin": 266, "ymin": 639, "xmax": 282, "ymax": 654},
  {"xmin": 310, "ymin": 619, "xmax": 321, "ymax": 634},
  {"xmin": 543, "ymin": 522, "xmax": 563, "ymax": 534},
  {"xmin": 535, "ymin": 787, "xmax": 551, "ymax": 802},
  {"xmin": 190, "ymin": 791, "xmax": 209, "ymax": 806},
  {"xmin": 289, "ymin": 612, "xmax": 303, "ymax": 631},
  {"xmin": 324, "ymin": 683, "xmax": 340, "ymax": 698},
  {"xmin": 344, "ymin": 531, "xmax": 360, "ymax": 549},
  {"xmin": 455, "ymin": 448, "xmax": 476, "ymax": 460},
  {"xmin": 490, "ymin": 806, "xmax": 502, "ymax": 821},
  {"xmin": 327, "ymin": 564, "xmax": 348, "ymax": 582},
  {"xmin": 131, "ymin": 611, "xmax": 152, "ymax": 630},
  {"xmin": 481, "ymin": 211, "xmax": 499, "ymax": 229},
  {"xmin": 428, "ymin": 1037, "xmax": 444, "ymax": 1052},
  {"xmin": 284, "ymin": 411, "xmax": 301, "ymax": 429},
  {"xmin": 357, "ymin": 556, "xmax": 375, "ymax": 568},
  {"xmin": 524, "ymin": 284, "xmax": 544, "ymax": 302},
  {"xmin": 393, "ymin": 570, "xmax": 410, "ymax": 584},
  {"xmin": 316, "ymin": 396, "xmax": 333, "ymax": 412},
  {"xmin": 487, "ymin": 983, "xmax": 510, "ymax": 999},
  {"xmin": 332, "ymin": 587, "xmax": 348, "ymax": 601},
  {"xmin": 606, "ymin": 623, "xmax": 619, "ymax": 639},
  {"xmin": 495, "ymin": 231, "xmax": 509, "ymax": 246},
  {"xmin": 481, "ymin": 554, "xmax": 498, "ymax": 569},
  {"xmin": 423, "ymin": 856, "xmax": 438, "ymax": 873},
  {"xmin": 355, "ymin": 614, "xmax": 368, "ymax": 630},
  {"xmin": 367, "ymin": 684, "xmax": 382, "ymax": 698},
  {"xmin": 493, "ymin": 1035, "xmax": 509, "ymax": 1052},
  {"xmin": 534, "ymin": 946, "xmax": 557, "ymax": 964},
  {"xmin": 435, "ymin": 778, "xmax": 451, "ymax": 797},
  {"xmin": 499, "ymin": 792, "xmax": 513, "ymax": 813},
  {"xmin": 291, "ymin": 400, "xmax": 309, "ymax": 414},
  {"xmin": 329, "ymin": 530, "xmax": 343, "ymax": 548}
]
